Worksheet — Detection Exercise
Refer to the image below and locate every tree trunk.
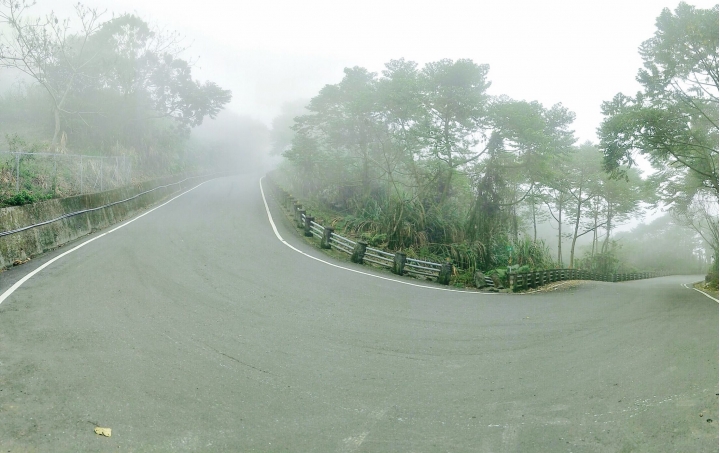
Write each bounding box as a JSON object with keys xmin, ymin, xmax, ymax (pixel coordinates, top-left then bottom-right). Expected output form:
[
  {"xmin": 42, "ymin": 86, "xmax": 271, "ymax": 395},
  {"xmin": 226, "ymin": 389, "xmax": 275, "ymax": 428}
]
[
  {"xmin": 532, "ymin": 192, "xmax": 537, "ymax": 242},
  {"xmin": 591, "ymin": 197, "xmax": 599, "ymax": 257},
  {"xmin": 602, "ymin": 204, "xmax": 613, "ymax": 254},
  {"xmin": 51, "ymin": 107, "xmax": 61, "ymax": 149},
  {"xmin": 557, "ymin": 200, "xmax": 563, "ymax": 266},
  {"xmin": 569, "ymin": 195, "xmax": 583, "ymax": 268}
]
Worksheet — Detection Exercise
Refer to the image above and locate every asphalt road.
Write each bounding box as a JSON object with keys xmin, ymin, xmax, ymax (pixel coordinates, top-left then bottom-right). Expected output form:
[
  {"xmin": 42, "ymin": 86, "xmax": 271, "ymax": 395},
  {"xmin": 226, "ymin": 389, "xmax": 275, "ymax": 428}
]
[{"xmin": 0, "ymin": 174, "xmax": 717, "ymax": 452}]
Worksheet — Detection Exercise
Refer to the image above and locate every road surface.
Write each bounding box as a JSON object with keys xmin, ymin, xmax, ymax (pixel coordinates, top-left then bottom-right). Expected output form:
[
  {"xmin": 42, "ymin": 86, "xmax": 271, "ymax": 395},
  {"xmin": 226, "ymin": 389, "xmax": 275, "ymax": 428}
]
[{"xmin": 0, "ymin": 174, "xmax": 716, "ymax": 452}]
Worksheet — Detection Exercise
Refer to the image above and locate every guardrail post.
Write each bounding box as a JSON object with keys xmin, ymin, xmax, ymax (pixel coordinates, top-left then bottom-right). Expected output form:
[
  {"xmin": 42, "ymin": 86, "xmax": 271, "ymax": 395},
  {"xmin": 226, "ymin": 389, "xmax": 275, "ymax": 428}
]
[
  {"xmin": 297, "ymin": 208, "xmax": 306, "ymax": 228},
  {"xmin": 293, "ymin": 203, "xmax": 302, "ymax": 224},
  {"xmin": 320, "ymin": 227, "xmax": 334, "ymax": 249},
  {"xmin": 304, "ymin": 216, "xmax": 314, "ymax": 237},
  {"xmin": 437, "ymin": 261, "xmax": 453, "ymax": 285},
  {"xmin": 392, "ymin": 252, "xmax": 406, "ymax": 275},
  {"xmin": 351, "ymin": 241, "xmax": 367, "ymax": 264}
]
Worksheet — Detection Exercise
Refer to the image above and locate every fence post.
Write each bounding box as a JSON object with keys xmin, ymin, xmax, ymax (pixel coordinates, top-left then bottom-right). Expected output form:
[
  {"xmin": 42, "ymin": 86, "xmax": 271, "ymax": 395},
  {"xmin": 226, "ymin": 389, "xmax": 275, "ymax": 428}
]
[
  {"xmin": 293, "ymin": 203, "xmax": 302, "ymax": 225},
  {"xmin": 320, "ymin": 227, "xmax": 334, "ymax": 249},
  {"xmin": 297, "ymin": 208, "xmax": 306, "ymax": 228},
  {"xmin": 437, "ymin": 261, "xmax": 453, "ymax": 285},
  {"xmin": 15, "ymin": 153, "xmax": 20, "ymax": 192},
  {"xmin": 304, "ymin": 216, "xmax": 314, "ymax": 237},
  {"xmin": 392, "ymin": 252, "xmax": 406, "ymax": 275},
  {"xmin": 351, "ymin": 241, "xmax": 367, "ymax": 264},
  {"xmin": 53, "ymin": 154, "xmax": 58, "ymax": 195},
  {"xmin": 80, "ymin": 155, "xmax": 84, "ymax": 194}
]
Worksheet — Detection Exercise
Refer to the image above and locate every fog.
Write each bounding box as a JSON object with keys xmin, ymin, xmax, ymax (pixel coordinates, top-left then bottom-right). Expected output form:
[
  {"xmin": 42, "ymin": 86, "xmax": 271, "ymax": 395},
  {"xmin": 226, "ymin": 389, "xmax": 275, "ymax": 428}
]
[
  {"xmin": 0, "ymin": 0, "xmax": 716, "ymax": 280},
  {"xmin": 13, "ymin": 0, "xmax": 717, "ymax": 141}
]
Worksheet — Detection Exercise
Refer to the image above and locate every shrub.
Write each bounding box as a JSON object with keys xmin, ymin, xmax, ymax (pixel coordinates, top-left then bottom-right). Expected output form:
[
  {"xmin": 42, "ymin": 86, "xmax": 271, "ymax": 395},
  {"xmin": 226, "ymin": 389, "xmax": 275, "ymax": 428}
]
[{"xmin": 2, "ymin": 190, "xmax": 51, "ymax": 207}]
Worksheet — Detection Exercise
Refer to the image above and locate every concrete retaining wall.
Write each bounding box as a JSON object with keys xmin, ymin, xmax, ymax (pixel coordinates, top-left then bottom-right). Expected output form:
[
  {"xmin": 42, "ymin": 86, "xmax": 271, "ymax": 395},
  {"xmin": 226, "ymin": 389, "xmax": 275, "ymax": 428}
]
[{"xmin": 0, "ymin": 173, "xmax": 215, "ymax": 270}]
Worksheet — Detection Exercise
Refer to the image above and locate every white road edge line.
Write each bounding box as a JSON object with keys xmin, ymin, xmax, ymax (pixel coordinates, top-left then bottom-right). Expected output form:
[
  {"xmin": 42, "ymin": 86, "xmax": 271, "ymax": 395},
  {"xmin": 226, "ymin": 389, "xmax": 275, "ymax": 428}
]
[
  {"xmin": 0, "ymin": 180, "xmax": 211, "ymax": 306},
  {"xmin": 259, "ymin": 177, "xmax": 493, "ymax": 295},
  {"xmin": 682, "ymin": 283, "xmax": 719, "ymax": 303}
]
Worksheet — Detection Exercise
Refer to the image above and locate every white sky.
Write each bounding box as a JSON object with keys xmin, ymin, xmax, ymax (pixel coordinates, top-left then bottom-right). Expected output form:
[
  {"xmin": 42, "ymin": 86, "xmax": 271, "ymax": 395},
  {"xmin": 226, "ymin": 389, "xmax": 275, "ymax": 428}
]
[{"xmin": 25, "ymin": 0, "xmax": 720, "ymax": 144}]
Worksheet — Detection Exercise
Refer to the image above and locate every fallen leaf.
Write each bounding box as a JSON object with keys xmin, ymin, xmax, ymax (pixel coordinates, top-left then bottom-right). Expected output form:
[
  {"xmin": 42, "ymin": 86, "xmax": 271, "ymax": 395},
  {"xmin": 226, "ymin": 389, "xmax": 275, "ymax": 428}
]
[{"xmin": 94, "ymin": 427, "xmax": 112, "ymax": 437}]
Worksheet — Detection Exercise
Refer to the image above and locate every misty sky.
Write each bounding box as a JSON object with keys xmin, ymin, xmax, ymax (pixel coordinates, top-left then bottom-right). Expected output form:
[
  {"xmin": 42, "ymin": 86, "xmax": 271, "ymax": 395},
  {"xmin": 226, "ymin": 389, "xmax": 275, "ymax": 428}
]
[{"xmin": 16, "ymin": 0, "xmax": 720, "ymax": 143}]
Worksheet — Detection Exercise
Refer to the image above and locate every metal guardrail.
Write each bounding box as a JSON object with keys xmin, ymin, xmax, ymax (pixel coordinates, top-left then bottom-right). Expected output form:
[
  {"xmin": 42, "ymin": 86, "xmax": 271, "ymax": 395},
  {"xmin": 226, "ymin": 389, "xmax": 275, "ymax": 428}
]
[
  {"xmin": 0, "ymin": 173, "xmax": 224, "ymax": 238},
  {"xmin": 509, "ymin": 269, "xmax": 669, "ymax": 291},
  {"xmin": 267, "ymin": 176, "xmax": 448, "ymax": 280},
  {"xmin": 405, "ymin": 257, "xmax": 442, "ymax": 278},
  {"xmin": 265, "ymin": 174, "xmax": 669, "ymax": 290},
  {"xmin": 364, "ymin": 246, "xmax": 394, "ymax": 267}
]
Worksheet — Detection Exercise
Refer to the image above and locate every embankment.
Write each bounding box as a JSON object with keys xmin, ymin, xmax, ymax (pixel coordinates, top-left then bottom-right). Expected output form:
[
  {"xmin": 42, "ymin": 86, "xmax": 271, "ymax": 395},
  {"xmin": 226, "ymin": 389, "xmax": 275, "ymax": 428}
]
[{"xmin": 0, "ymin": 173, "xmax": 221, "ymax": 270}]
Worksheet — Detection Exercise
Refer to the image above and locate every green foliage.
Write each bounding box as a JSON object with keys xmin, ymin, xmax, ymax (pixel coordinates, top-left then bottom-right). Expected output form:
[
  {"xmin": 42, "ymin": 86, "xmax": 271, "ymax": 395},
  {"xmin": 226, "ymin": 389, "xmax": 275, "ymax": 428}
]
[
  {"xmin": 598, "ymin": 3, "xmax": 718, "ymax": 282},
  {"xmin": 5, "ymin": 133, "xmax": 43, "ymax": 153},
  {"xmin": 283, "ymin": 58, "xmax": 577, "ymax": 270},
  {"xmin": 2, "ymin": 189, "xmax": 51, "ymax": 207},
  {"xmin": 406, "ymin": 236, "xmax": 552, "ymax": 274},
  {"xmin": 705, "ymin": 263, "xmax": 718, "ymax": 290},
  {"xmin": 0, "ymin": 3, "xmax": 232, "ymax": 173},
  {"xmin": 576, "ymin": 243, "xmax": 622, "ymax": 275},
  {"xmin": 599, "ymin": 3, "xmax": 718, "ymax": 202}
]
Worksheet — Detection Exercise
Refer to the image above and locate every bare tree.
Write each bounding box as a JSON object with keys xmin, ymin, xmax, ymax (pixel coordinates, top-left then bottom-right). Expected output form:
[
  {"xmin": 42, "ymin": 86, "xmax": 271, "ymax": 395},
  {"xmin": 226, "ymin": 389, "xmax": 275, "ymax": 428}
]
[
  {"xmin": 674, "ymin": 190, "xmax": 719, "ymax": 265},
  {"xmin": 0, "ymin": 1, "xmax": 105, "ymax": 148}
]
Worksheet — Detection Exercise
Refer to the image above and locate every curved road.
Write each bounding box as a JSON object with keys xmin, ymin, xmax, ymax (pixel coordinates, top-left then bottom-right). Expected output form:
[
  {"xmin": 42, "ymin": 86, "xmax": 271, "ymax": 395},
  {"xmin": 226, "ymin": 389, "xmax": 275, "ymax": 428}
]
[{"xmin": 0, "ymin": 174, "xmax": 716, "ymax": 452}]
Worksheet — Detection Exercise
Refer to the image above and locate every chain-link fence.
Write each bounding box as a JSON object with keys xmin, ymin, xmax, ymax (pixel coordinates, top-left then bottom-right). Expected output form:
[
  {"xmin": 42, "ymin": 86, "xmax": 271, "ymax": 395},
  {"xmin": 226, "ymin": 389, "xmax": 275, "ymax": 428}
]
[{"xmin": 0, "ymin": 152, "xmax": 132, "ymax": 199}]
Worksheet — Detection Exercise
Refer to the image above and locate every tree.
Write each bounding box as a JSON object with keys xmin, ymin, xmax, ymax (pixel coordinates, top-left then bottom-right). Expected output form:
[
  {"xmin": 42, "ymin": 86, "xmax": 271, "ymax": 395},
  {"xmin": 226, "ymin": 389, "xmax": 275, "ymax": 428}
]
[
  {"xmin": 269, "ymin": 100, "xmax": 308, "ymax": 156},
  {"xmin": 598, "ymin": 2, "xmax": 718, "ymax": 279},
  {"xmin": 464, "ymin": 98, "xmax": 575, "ymax": 249},
  {"xmin": 72, "ymin": 14, "xmax": 231, "ymax": 157},
  {"xmin": 599, "ymin": 2, "xmax": 718, "ymax": 202},
  {"xmin": 564, "ymin": 144, "xmax": 604, "ymax": 268},
  {"xmin": 416, "ymin": 59, "xmax": 492, "ymax": 205},
  {"xmin": 289, "ymin": 66, "xmax": 380, "ymax": 203},
  {"xmin": 0, "ymin": 1, "xmax": 105, "ymax": 147},
  {"xmin": 673, "ymin": 188, "xmax": 719, "ymax": 278},
  {"xmin": 1, "ymin": 4, "xmax": 231, "ymax": 168}
]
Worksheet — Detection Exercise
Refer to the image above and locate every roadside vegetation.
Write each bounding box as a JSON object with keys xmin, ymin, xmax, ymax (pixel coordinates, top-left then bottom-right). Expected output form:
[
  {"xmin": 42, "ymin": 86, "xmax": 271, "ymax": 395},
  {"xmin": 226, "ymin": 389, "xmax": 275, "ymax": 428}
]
[
  {"xmin": 0, "ymin": 1, "xmax": 260, "ymax": 207},
  {"xmin": 274, "ymin": 2, "xmax": 718, "ymax": 287}
]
